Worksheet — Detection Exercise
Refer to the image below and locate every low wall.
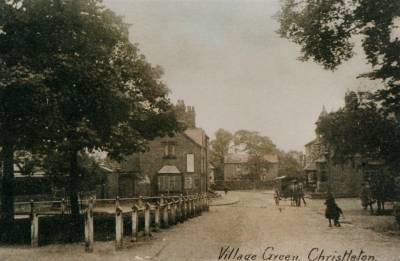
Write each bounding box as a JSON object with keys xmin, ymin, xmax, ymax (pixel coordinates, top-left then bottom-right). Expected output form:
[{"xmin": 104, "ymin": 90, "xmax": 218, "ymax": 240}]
[{"xmin": 213, "ymin": 180, "xmax": 274, "ymax": 191}]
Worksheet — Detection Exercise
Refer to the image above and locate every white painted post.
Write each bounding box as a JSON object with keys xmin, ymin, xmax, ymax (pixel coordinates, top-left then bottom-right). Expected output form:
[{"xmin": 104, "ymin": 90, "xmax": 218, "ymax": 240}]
[
  {"xmin": 131, "ymin": 205, "xmax": 139, "ymax": 242},
  {"xmin": 179, "ymin": 195, "xmax": 184, "ymax": 223},
  {"xmin": 194, "ymin": 195, "xmax": 198, "ymax": 216},
  {"xmin": 163, "ymin": 201, "xmax": 169, "ymax": 228},
  {"xmin": 30, "ymin": 200, "xmax": 39, "ymax": 247},
  {"xmin": 171, "ymin": 201, "xmax": 176, "ymax": 225},
  {"xmin": 85, "ymin": 197, "xmax": 94, "ymax": 252},
  {"xmin": 184, "ymin": 198, "xmax": 188, "ymax": 220},
  {"xmin": 197, "ymin": 194, "xmax": 202, "ymax": 216},
  {"xmin": 138, "ymin": 196, "xmax": 144, "ymax": 208},
  {"xmin": 144, "ymin": 203, "xmax": 151, "ymax": 238},
  {"xmin": 189, "ymin": 196, "xmax": 194, "ymax": 217},
  {"xmin": 154, "ymin": 202, "xmax": 160, "ymax": 231},
  {"xmin": 115, "ymin": 197, "xmax": 123, "ymax": 250}
]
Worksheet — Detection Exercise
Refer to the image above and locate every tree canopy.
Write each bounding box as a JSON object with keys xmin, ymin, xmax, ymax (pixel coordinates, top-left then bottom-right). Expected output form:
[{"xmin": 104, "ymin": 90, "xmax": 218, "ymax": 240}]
[
  {"xmin": 209, "ymin": 129, "xmax": 233, "ymax": 181},
  {"xmin": 0, "ymin": 0, "xmax": 180, "ymax": 220},
  {"xmin": 278, "ymin": 0, "xmax": 400, "ymax": 117}
]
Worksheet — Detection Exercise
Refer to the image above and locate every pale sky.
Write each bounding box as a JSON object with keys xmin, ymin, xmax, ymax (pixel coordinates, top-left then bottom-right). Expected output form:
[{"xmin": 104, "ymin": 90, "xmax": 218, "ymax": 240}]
[{"xmin": 103, "ymin": 0, "xmax": 375, "ymax": 152}]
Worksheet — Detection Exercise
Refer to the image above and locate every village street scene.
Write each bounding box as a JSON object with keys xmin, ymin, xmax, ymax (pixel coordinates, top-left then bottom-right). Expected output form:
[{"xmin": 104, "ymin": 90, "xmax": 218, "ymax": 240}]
[{"xmin": 1, "ymin": 0, "xmax": 400, "ymax": 261}]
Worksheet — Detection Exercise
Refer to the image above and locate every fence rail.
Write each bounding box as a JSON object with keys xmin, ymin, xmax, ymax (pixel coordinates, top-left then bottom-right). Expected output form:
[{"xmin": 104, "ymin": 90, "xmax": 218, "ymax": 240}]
[{"xmin": 22, "ymin": 193, "xmax": 209, "ymax": 252}]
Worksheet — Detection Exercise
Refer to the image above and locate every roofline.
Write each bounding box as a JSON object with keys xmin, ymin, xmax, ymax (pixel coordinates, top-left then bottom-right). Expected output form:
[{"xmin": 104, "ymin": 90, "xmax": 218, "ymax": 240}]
[{"xmin": 182, "ymin": 132, "xmax": 206, "ymax": 149}]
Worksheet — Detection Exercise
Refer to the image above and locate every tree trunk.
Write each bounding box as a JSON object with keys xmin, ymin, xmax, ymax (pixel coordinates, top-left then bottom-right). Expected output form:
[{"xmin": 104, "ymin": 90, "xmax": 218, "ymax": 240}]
[
  {"xmin": 69, "ymin": 149, "xmax": 80, "ymax": 217},
  {"xmin": 1, "ymin": 144, "xmax": 15, "ymax": 224}
]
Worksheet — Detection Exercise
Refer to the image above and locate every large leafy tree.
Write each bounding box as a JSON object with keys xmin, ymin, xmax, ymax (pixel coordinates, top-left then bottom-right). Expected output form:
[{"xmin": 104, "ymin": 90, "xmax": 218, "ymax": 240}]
[
  {"xmin": 233, "ymin": 130, "xmax": 277, "ymax": 181},
  {"xmin": 278, "ymin": 0, "xmax": 400, "ymax": 113},
  {"xmin": 278, "ymin": 150, "xmax": 304, "ymax": 178},
  {"xmin": 0, "ymin": 0, "xmax": 180, "ymax": 220},
  {"xmin": 316, "ymin": 92, "xmax": 400, "ymax": 212},
  {"xmin": 0, "ymin": 64, "xmax": 56, "ymax": 223},
  {"xmin": 210, "ymin": 129, "xmax": 233, "ymax": 181}
]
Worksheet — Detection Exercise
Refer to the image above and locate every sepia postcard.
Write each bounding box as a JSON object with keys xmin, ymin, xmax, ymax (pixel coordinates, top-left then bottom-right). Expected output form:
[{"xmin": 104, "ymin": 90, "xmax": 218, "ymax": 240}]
[{"xmin": 0, "ymin": 0, "xmax": 400, "ymax": 260}]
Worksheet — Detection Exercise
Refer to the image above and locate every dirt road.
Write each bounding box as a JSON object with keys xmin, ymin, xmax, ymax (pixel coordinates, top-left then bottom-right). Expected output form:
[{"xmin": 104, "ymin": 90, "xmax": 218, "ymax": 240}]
[{"xmin": 1, "ymin": 191, "xmax": 400, "ymax": 261}]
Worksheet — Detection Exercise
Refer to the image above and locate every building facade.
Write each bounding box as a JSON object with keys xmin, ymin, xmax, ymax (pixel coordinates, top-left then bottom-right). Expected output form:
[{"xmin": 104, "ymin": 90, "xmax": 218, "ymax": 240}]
[
  {"xmin": 304, "ymin": 106, "xmax": 362, "ymax": 196},
  {"xmin": 224, "ymin": 153, "xmax": 279, "ymax": 182},
  {"xmin": 103, "ymin": 100, "xmax": 209, "ymax": 197}
]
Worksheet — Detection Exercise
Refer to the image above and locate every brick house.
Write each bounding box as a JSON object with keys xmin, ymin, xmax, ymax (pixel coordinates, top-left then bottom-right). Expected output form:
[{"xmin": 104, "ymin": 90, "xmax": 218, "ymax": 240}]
[
  {"xmin": 224, "ymin": 153, "xmax": 279, "ymax": 182},
  {"xmin": 102, "ymin": 100, "xmax": 209, "ymax": 197}
]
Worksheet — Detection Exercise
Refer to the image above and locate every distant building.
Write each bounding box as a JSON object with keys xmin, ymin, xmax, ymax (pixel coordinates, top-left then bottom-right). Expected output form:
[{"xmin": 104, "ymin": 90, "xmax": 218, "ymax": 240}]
[
  {"xmin": 304, "ymin": 106, "xmax": 362, "ymax": 195},
  {"xmin": 224, "ymin": 153, "xmax": 279, "ymax": 182},
  {"xmin": 103, "ymin": 100, "xmax": 209, "ymax": 197}
]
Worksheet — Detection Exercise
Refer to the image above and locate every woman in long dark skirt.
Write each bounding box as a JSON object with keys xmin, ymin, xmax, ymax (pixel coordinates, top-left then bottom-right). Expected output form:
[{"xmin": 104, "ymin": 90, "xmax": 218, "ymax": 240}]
[{"xmin": 325, "ymin": 192, "xmax": 343, "ymax": 227}]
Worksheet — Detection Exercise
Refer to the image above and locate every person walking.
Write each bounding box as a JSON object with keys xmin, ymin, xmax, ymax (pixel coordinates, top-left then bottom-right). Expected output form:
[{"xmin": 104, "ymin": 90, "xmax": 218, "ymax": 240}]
[
  {"xmin": 324, "ymin": 192, "xmax": 343, "ymax": 227},
  {"xmin": 298, "ymin": 181, "xmax": 307, "ymax": 206},
  {"xmin": 274, "ymin": 186, "xmax": 280, "ymax": 206}
]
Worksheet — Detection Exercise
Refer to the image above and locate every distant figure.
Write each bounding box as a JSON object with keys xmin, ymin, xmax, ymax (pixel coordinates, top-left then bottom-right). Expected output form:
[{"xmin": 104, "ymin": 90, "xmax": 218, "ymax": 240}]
[
  {"xmin": 324, "ymin": 192, "xmax": 343, "ymax": 227},
  {"xmin": 274, "ymin": 187, "xmax": 280, "ymax": 206},
  {"xmin": 298, "ymin": 182, "xmax": 307, "ymax": 206},
  {"xmin": 224, "ymin": 186, "xmax": 228, "ymax": 195},
  {"xmin": 291, "ymin": 180, "xmax": 300, "ymax": 207},
  {"xmin": 360, "ymin": 182, "xmax": 374, "ymax": 213}
]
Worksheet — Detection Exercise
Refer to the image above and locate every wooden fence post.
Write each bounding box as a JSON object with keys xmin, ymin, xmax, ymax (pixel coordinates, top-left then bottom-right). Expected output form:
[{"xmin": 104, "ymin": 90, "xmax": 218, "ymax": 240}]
[
  {"xmin": 184, "ymin": 197, "xmax": 189, "ymax": 220},
  {"xmin": 85, "ymin": 197, "xmax": 94, "ymax": 252},
  {"xmin": 154, "ymin": 202, "xmax": 160, "ymax": 231},
  {"xmin": 144, "ymin": 203, "xmax": 151, "ymax": 238},
  {"xmin": 189, "ymin": 196, "xmax": 194, "ymax": 217},
  {"xmin": 205, "ymin": 193, "xmax": 209, "ymax": 211},
  {"xmin": 131, "ymin": 205, "xmax": 139, "ymax": 242},
  {"xmin": 198, "ymin": 194, "xmax": 202, "ymax": 215},
  {"xmin": 172, "ymin": 200, "xmax": 177, "ymax": 225},
  {"xmin": 179, "ymin": 195, "xmax": 184, "ymax": 223},
  {"xmin": 202, "ymin": 193, "xmax": 206, "ymax": 211},
  {"xmin": 61, "ymin": 198, "xmax": 65, "ymax": 215},
  {"xmin": 115, "ymin": 197, "xmax": 123, "ymax": 250},
  {"xmin": 194, "ymin": 194, "xmax": 198, "ymax": 216},
  {"xmin": 161, "ymin": 195, "xmax": 169, "ymax": 228},
  {"xmin": 30, "ymin": 200, "xmax": 39, "ymax": 248}
]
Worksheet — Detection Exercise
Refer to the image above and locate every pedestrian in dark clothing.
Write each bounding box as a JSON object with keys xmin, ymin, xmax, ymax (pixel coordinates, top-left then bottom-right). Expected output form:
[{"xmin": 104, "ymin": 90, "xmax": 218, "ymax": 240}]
[
  {"xmin": 324, "ymin": 192, "xmax": 343, "ymax": 227},
  {"xmin": 224, "ymin": 186, "xmax": 228, "ymax": 195}
]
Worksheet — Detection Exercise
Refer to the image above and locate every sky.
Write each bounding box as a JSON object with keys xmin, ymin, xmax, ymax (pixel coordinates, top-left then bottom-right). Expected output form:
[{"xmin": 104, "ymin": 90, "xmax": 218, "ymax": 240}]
[{"xmin": 103, "ymin": 0, "xmax": 376, "ymax": 152}]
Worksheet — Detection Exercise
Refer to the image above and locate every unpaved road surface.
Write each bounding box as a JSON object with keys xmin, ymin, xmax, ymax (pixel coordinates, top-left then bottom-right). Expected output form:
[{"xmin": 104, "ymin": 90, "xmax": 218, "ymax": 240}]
[{"xmin": 1, "ymin": 191, "xmax": 400, "ymax": 261}]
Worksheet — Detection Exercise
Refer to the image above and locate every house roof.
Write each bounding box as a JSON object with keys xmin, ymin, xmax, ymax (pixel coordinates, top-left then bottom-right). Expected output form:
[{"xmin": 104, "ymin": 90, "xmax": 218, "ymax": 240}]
[
  {"xmin": 224, "ymin": 153, "xmax": 279, "ymax": 164},
  {"xmin": 224, "ymin": 154, "xmax": 249, "ymax": 164},
  {"xmin": 158, "ymin": 165, "xmax": 181, "ymax": 174},
  {"xmin": 184, "ymin": 128, "xmax": 208, "ymax": 148},
  {"xmin": 305, "ymin": 138, "xmax": 318, "ymax": 147}
]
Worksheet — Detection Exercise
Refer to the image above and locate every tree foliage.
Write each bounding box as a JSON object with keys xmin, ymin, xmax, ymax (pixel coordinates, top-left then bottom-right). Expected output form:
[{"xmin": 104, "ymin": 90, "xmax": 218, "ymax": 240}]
[
  {"xmin": 233, "ymin": 130, "xmax": 276, "ymax": 156},
  {"xmin": 278, "ymin": 0, "xmax": 400, "ymax": 120},
  {"xmin": 0, "ymin": 0, "xmax": 181, "ymax": 220},
  {"xmin": 278, "ymin": 0, "xmax": 400, "ymax": 83},
  {"xmin": 278, "ymin": 150, "xmax": 304, "ymax": 178},
  {"xmin": 316, "ymin": 92, "xmax": 400, "ymax": 169},
  {"xmin": 316, "ymin": 92, "xmax": 400, "ymax": 209},
  {"xmin": 209, "ymin": 129, "xmax": 233, "ymax": 181}
]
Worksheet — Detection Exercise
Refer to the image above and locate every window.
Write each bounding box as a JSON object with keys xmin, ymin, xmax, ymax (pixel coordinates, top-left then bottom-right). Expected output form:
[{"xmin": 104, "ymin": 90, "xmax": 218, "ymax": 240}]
[
  {"xmin": 158, "ymin": 175, "xmax": 182, "ymax": 192},
  {"xmin": 187, "ymin": 154, "xmax": 194, "ymax": 172},
  {"xmin": 184, "ymin": 176, "xmax": 193, "ymax": 189},
  {"xmin": 163, "ymin": 142, "xmax": 176, "ymax": 158}
]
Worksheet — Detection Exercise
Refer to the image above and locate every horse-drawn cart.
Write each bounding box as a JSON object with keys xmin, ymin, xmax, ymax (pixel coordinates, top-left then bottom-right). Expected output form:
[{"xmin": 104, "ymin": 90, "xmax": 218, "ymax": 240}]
[{"xmin": 274, "ymin": 176, "xmax": 297, "ymax": 199}]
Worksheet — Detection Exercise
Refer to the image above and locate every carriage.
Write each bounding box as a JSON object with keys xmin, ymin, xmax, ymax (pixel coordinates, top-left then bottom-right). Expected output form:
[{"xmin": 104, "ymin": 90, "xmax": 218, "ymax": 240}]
[{"xmin": 274, "ymin": 176, "xmax": 298, "ymax": 199}]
